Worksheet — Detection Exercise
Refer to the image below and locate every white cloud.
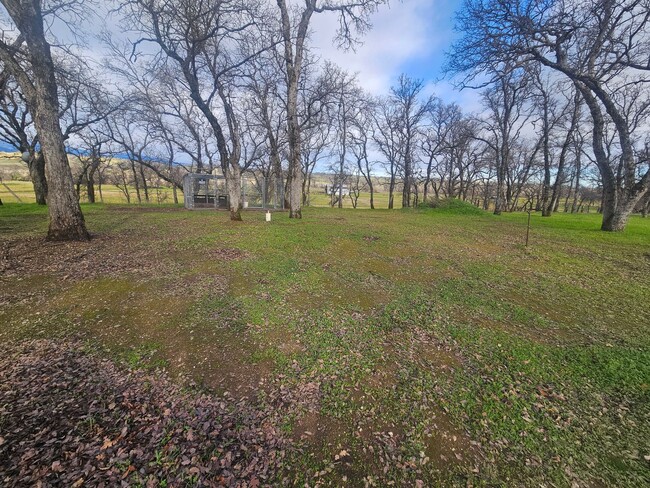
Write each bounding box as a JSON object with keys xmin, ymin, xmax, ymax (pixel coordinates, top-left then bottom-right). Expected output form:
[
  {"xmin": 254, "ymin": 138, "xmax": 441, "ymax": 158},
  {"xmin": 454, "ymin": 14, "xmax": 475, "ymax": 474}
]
[
  {"xmin": 424, "ymin": 79, "xmax": 484, "ymax": 114},
  {"xmin": 309, "ymin": 0, "xmax": 445, "ymax": 95}
]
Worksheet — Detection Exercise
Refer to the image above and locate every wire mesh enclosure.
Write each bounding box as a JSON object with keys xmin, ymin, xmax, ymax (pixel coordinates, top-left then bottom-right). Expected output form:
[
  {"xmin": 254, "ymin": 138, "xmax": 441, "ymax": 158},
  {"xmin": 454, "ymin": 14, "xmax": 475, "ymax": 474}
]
[{"xmin": 183, "ymin": 173, "xmax": 285, "ymax": 210}]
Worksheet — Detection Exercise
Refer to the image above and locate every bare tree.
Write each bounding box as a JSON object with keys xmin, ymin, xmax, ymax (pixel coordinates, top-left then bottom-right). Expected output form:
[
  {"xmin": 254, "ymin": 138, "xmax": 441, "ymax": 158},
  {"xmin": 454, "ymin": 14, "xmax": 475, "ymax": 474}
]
[
  {"xmin": 75, "ymin": 129, "xmax": 112, "ymax": 203},
  {"xmin": 0, "ymin": 0, "xmax": 89, "ymax": 239},
  {"xmin": 243, "ymin": 51, "xmax": 287, "ymax": 196},
  {"xmin": 275, "ymin": 0, "xmax": 388, "ymax": 218},
  {"xmin": 477, "ymin": 67, "xmax": 533, "ymax": 214},
  {"xmin": 529, "ymin": 69, "xmax": 583, "ymax": 217},
  {"xmin": 112, "ymin": 161, "xmax": 132, "ymax": 203},
  {"xmin": 325, "ymin": 68, "xmax": 362, "ymax": 208},
  {"xmin": 530, "ymin": 69, "xmax": 565, "ymax": 216},
  {"xmin": 448, "ymin": 0, "xmax": 650, "ymax": 230},
  {"xmin": 120, "ymin": 0, "xmax": 271, "ymax": 220},
  {"xmin": 546, "ymin": 90, "xmax": 582, "ymax": 215},
  {"xmin": 350, "ymin": 95, "xmax": 377, "ymax": 209},
  {"xmin": 105, "ymin": 109, "xmax": 155, "ymax": 204},
  {"xmin": 103, "ymin": 36, "xmax": 217, "ymax": 176},
  {"xmin": 0, "ymin": 71, "xmax": 46, "ymax": 202},
  {"xmin": 0, "ymin": 50, "xmax": 120, "ymax": 206},
  {"xmin": 389, "ymin": 74, "xmax": 433, "ymax": 208},
  {"xmin": 420, "ymin": 99, "xmax": 454, "ymax": 203},
  {"xmin": 372, "ymin": 97, "xmax": 403, "ymax": 209}
]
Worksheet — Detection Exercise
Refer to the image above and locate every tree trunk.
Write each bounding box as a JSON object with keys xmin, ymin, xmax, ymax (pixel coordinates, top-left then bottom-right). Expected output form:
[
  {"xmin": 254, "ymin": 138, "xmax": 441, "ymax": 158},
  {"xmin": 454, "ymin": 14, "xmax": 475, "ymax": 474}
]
[
  {"xmin": 576, "ymin": 84, "xmax": 649, "ymax": 231},
  {"xmin": 402, "ymin": 152, "xmax": 411, "ymax": 208},
  {"xmin": 482, "ymin": 180, "xmax": 490, "ymax": 210},
  {"xmin": 493, "ymin": 145, "xmax": 507, "ymax": 215},
  {"xmin": 602, "ymin": 198, "xmax": 635, "ymax": 231},
  {"xmin": 286, "ymin": 77, "xmax": 303, "ymax": 218},
  {"xmin": 540, "ymin": 141, "xmax": 552, "ymax": 216},
  {"xmin": 641, "ymin": 195, "xmax": 649, "ymax": 218},
  {"xmin": 277, "ymin": 0, "xmax": 312, "ymax": 219},
  {"xmin": 27, "ymin": 152, "xmax": 47, "ymax": 204},
  {"xmin": 571, "ymin": 153, "xmax": 582, "ymax": 213},
  {"xmin": 37, "ymin": 112, "xmax": 89, "ymax": 240},
  {"xmin": 130, "ymin": 160, "xmax": 141, "ymax": 203},
  {"xmin": 1, "ymin": 0, "xmax": 88, "ymax": 240},
  {"xmin": 494, "ymin": 175, "xmax": 505, "ymax": 215},
  {"xmin": 75, "ymin": 170, "xmax": 83, "ymax": 199},
  {"xmin": 87, "ymin": 164, "xmax": 97, "ymax": 204},
  {"xmin": 388, "ymin": 162, "xmax": 395, "ymax": 209},
  {"xmin": 225, "ymin": 163, "xmax": 242, "ymax": 221},
  {"xmin": 139, "ymin": 163, "xmax": 149, "ymax": 202}
]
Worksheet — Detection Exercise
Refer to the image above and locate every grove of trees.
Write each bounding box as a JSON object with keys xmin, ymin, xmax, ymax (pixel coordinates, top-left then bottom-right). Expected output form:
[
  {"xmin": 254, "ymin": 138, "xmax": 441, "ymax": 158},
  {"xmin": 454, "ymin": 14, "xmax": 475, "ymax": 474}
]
[
  {"xmin": 448, "ymin": 0, "xmax": 650, "ymax": 231},
  {"xmin": 1, "ymin": 0, "xmax": 649, "ymax": 239}
]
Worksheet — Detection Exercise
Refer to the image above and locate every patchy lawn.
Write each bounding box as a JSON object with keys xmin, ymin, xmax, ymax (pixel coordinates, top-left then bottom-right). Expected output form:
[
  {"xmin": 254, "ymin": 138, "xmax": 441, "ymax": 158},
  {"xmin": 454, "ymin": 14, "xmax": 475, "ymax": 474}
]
[{"xmin": 1, "ymin": 203, "xmax": 649, "ymax": 486}]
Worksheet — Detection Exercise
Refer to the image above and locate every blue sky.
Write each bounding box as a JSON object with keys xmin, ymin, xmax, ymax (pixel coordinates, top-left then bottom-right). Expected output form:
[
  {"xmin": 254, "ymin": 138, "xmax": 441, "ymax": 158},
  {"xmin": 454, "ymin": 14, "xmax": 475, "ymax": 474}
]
[
  {"xmin": 82, "ymin": 1, "xmax": 478, "ymax": 113},
  {"xmin": 0, "ymin": 1, "xmax": 480, "ymax": 161},
  {"xmin": 310, "ymin": 0, "xmax": 481, "ymax": 111}
]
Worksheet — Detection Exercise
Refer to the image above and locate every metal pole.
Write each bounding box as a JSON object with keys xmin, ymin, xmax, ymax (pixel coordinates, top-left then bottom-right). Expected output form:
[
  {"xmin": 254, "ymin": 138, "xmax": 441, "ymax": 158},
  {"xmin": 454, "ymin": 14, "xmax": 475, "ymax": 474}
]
[{"xmin": 525, "ymin": 204, "xmax": 532, "ymax": 247}]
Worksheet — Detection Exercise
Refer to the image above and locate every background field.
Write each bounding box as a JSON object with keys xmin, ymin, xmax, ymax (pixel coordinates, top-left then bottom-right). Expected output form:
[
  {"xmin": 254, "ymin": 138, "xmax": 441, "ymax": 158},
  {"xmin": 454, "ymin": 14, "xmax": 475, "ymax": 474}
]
[
  {"xmin": 0, "ymin": 154, "xmax": 404, "ymax": 208},
  {"xmin": 1, "ymin": 203, "xmax": 649, "ymax": 486}
]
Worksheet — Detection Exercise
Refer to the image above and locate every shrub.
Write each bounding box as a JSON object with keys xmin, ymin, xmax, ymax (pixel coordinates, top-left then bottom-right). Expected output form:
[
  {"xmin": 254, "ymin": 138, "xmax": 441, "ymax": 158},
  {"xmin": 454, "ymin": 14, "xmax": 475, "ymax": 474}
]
[{"xmin": 417, "ymin": 197, "xmax": 484, "ymax": 215}]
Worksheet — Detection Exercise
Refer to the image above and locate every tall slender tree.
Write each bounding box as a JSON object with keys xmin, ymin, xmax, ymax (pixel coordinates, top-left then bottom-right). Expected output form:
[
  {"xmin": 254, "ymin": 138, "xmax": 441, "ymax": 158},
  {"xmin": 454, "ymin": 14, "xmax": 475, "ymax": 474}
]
[
  {"xmin": 390, "ymin": 74, "xmax": 433, "ymax": 208},
  {"xmin": 0, "ymin": 0, "xmax": 89, "ymax": 240},
  {"xmin": 275, "ymin": 0, "xmax": 388, "ymax": 218}
]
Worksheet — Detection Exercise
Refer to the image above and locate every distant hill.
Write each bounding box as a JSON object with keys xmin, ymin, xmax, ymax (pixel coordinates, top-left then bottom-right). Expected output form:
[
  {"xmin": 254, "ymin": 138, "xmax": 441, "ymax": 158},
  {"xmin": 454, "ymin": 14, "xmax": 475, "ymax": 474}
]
[{"xmin": 0, "ymin": 152, "xmax": 28, "ymax": 181}]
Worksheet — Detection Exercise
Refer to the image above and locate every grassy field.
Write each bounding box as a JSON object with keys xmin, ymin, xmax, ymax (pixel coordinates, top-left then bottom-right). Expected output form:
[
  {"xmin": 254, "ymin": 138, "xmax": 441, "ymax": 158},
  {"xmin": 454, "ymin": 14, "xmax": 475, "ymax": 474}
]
[
  {"xmin": 1, "ymin": 178, "xmax": 401, "ymax": 208},
  {"xmin": 0, "ymin": 180, "xmax": 180, "ymax": 205},
  {"xmin": 1, "ymin": 203, "xmax": 649, "ymax": 486},
  {"xmin": 2, "ymin": 155, "xmax": 401, "ymax": 208}
]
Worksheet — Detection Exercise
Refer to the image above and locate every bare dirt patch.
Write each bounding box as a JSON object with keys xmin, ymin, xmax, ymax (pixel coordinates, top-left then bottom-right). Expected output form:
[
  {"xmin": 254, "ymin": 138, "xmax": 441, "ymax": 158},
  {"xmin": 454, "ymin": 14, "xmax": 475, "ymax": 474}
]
[
  {"xmin": 163, "ymin": 272, "xmax": 228, "ymax": 298},
  {"xmin": 423, "ymin": 409, "xmax": 479, "ymax": 470},
  {"xmin": 292, "ymin": 411, "xmax": 347, "ymax": 447},
  {"xmin": 0, "ymin": 234, "xmax": 176, "ymax": 282},
  {"xmin": 207, "ymin": 247, "xmax": 250, "ymax": 261}
]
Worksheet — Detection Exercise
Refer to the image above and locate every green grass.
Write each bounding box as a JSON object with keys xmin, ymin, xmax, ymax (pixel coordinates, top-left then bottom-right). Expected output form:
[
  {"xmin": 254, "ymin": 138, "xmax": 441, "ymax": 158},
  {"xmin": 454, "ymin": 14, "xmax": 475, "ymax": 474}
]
[
  {"xmin": 1, "ymin": 202, "xmax": 648, "ymax": 486},
  {"xmin": 0, "ymin": 180, "xmax": 180, "ymax": 204},
  {"xmin": 0, "ymin": 177, "xmax": 399, "ymax": 208}
]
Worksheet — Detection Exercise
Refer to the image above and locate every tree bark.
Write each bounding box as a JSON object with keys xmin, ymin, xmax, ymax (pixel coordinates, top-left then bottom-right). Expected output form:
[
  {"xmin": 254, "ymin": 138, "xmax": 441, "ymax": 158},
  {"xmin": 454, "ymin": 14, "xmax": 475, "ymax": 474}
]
[
  {"xmin": 540, "ymin": 102, "xmax": 552, "ymax": 217},
  {"xmin": 571, "ymin": 153, "xmax": 581, "ymax": 214},
  {"xmin": 130, "ymin": 160, "xmax": 141, "ymax": 203},
  {"xmin": 277, "ymin": 0, "xmax": 314, "ymax": 219},
  {"xmin": 286, "ymin": 73, "xmax": 303, "ymax": 218},
  {"xmin": 87, "ymin": 162, "xmax": 98, "ymax": 204},
  {"xmin": 139, "ymin": 163, "xmax": 149, "ymax": 202},
  {"xmin": 37, "ymin": 109, "xmax": 89, "ymax": 240},
  {"xmin": 577, "ymin": 84, "xmax": 649, "ymax": 231},
  {"xmin": 27, "ymin": 151, "xmax": 47, "ymax": 205},
  {"xmin": 0, "ymin": 0, "xmax": 89, "ymax": 240},
  {"xmin": 641, "ymin": 194, "xmax": 649, "ymax": 218},
  {"xmin": 225, "ymin": 162, "xmax": 242, "ymax": 221}
]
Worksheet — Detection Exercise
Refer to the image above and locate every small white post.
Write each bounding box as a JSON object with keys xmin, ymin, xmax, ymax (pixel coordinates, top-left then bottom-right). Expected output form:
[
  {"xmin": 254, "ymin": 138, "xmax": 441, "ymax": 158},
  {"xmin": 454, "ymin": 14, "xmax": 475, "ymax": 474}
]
[{"xmin": 265, "ymin": 210, "xmax": 271, "ymax": 222}]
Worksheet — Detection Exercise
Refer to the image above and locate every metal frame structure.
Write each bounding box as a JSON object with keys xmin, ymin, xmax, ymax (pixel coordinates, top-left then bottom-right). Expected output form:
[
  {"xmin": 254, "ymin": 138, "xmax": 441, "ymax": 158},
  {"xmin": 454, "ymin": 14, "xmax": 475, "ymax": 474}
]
[{"xmin": 182, "ymin": 173, "xmax": 285, "ymax": 210}]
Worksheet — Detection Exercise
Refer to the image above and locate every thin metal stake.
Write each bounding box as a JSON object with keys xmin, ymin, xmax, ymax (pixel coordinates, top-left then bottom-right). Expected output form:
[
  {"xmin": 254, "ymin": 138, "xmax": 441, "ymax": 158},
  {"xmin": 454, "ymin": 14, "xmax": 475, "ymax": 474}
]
[{"xmin": 525, "ymin": 204, "xmax": 532, "ymax": 247}]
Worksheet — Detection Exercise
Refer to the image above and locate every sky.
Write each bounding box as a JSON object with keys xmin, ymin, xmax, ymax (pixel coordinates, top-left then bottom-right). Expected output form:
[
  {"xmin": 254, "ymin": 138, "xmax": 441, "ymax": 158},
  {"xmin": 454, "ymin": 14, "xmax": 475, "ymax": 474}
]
[
  {"xmin": 0, "ymin": 0, "xmax": 485, "ymax": 157},
  {"xmin": 309, "ymin": 0, "xmax": 482, "ymax": 112}
]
